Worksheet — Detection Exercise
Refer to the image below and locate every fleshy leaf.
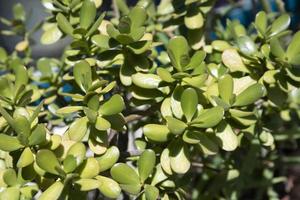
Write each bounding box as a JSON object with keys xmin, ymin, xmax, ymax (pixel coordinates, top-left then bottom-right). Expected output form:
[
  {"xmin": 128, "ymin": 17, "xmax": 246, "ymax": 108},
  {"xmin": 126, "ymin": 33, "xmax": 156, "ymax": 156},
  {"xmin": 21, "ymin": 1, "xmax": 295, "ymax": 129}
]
[
  {"xmin": 138, "ymin": 149, "xmax": 156, "ymax": 183},
  {"xmin": 167, "ymin": 36, "xmax": 190, "ymax": 71},
  {"xmin": 36, "ymin": 149, "xmax": 62, "ymax": 175},
  {"xmin": 17, "ymin": 147, "xmax": 34, "ymax": 168},
  {"xmin": 38, "ymin": 181, "xmax": 64, "ymax": 200},
  {"xmin": 143, "ymin": 124, "xmax": 172, "ymax": 142},
  {"xmin": 222, "ymin": 49, "xmax": 249, "ymax": 73},
  {"xmin": 67, "ymin": 117, "xmax": 89, "ymax": 141},
  {"xmin": 97, "ymin": 146, "xmax": 120, "ymax": 172},
  {"xmin": 218, "ymin": 74, "xmax": 233, "ymax": 104},
  {"xmin": 73, "ymin": 60, "xmax": 92, "ymax": 92},
  {"xmin": 99, "ymin": 94, "xmax": 125, "ymax": 115},
  {"xmin": 0, "ymin": 134, "xmax": 23, "ymax": 152},
  {"xmin": 96, "ymin": 176, "xmax": 121, "ymax": 198},
  {"xmin": 166, "ymin": 116, "xmax": 187, "ymax": 135},
  {"xmin": 169, "ymin": 139, "xmax": 190, "ymax": 174},
  {"xmin": 132, "ymin": 73, "xmax": 161, "ymax": 89},
  {"xmin": 287, "ymin": 31, "xmax": 300, "ymax": 65},
  {"xmin": 233, "ymin": 83, "xmax": 265, "ymax": 107},
  {"xmin": 77, "ymin": 158, "xmax": 100, "ymax": 178},
  {"xmin": 56, "ymin": 13, "xmax": 74, "ymax": 36},
  {"xmin": 110, "ymin": 163, "xmax": 140, "ymax": 185},
  {"xmin": 216, "ymin": 121, "xmax": 238, "ymax": 151},
  {"xmin": 191, "ymin": 106, "xmax": 224, "ymax": 128},
  {"xmin": 181, "ymin": 87, "xmax": 198, "ymax": 122},
  {"xmin": 80, "ymin": 0, "xmax": 97, "ymax": 29},
  {"xmin": 269, "ymin": 14, "xmax": 290, "ymax": 37}
]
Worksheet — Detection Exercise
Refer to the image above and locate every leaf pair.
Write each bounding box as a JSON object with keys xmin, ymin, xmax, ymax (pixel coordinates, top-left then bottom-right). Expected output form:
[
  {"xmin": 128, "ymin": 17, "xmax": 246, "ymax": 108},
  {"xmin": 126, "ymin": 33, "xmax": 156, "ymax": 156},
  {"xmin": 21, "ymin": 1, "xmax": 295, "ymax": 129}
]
[
  {"xmin": 167, "ymin": 36, "xmax": 206, "ymax": 72},
  {"xmin": 110, "ymin": 149, "xmax": 156, "ymax": 195}
]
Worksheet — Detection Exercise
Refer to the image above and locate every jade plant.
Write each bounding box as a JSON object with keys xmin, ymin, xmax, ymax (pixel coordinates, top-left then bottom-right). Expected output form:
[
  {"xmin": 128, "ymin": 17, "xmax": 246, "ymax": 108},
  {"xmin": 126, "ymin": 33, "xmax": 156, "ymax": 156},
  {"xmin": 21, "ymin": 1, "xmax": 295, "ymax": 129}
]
[{"xmin": 0, "ymin": 0, "xmax": 300, "ymax": 199}]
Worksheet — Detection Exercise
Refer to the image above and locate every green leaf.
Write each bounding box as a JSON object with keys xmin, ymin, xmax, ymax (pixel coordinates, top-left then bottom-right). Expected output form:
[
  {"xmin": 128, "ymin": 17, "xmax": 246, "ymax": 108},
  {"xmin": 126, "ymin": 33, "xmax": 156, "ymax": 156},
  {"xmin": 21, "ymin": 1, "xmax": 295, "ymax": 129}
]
[
  {"xmin": 86, "ymin": 12, "xmax": 105, "ymax": 36},
  {"xmin": 229, "ymin": 109, "xmax": 256, "ymax": 126},
  {"xmin": 183, "ymin": 74, "xmax": 208, "ymax": 88},
  {"xmin": 110, "ymin": 163, "xmax": 140, "ymax": 185},
  {"xmin": 99, "ymin": 94, "xmax": 125, "ymax": 115},
  {"xmin": 0, "ymin": 47, "xmax": 7, "ymax": 62},
  {"xmin": 56, "ymin": 13, "xmax": 74, "ymax": 36},
  {"xmin": 63, "ymin": 155, "xmax": 77, "ymax": 173},
  {"xmin": 29, "ymin": 100, "xmax": 44, "ymax": 124},
  {"xmin": 0, "ymin": 187, "xmax": 20, "ymax": 200},
  {"xmin": 75, "ymin": 179, "xmax": 100, "ymax": 191},
  {"xmin": 184, "ymin": 7, "xmax": 204, "ymax": 29},
  {"xmin": 115, "ymin": 0, "xmax": 129, "ymax": 14},
  {"xmin": 0, "ymin": 78, "xmax": 13, "ymax": 100},
  {"xmin": 0, "ymin": 134, "xmax": 23, "ymax": 152},
  {"xmin": 96, "ymin": 176, "xmax": 121, "ymax": 198},
  {"xmin": 14, "ymin": 64, "xmax": 28, "ymax": 93},
  {"xmin": 130, "ymin": 27, "xmax": 146, "ymax": 41},
  {"xmin": 38, "ymin": 181, "xmax": 64, "ymax": 200},
  {"xmin": 287, "ymin": 31, "xmax": 300, "ymax": 65},
  {"xmin": 255, "ymin": 11, "xmax": 267, "ymax": 35},
  {"xmin": 181, "ymin": 87, "xmax": 198, "ymax": 122},
  {"xmin": 144, "ymin": 185, "xmax": 159, "ymax": 200},
  {"xmin": 13, "ymin": 3, "xmax": 25, "ymax": 21},
  {"xmin": 128, "ymin": 6, "xmax": 147, "ymax": 29},
  {"xmin": 36, "ymin": 149, "xmax": 62, "ymax": 175},
  {"xmin": 28, "ymin": 124, "xmax": 46, "ymax": 146},
  {"xmin": 222, "ymin": 49, "xmax": 249, "ymax": 73},
  {"xmin": 56, "ymin": 106, "xmax": 83, "ymax": 115},
  {"xmin": 236, "ymin": 36, "xmax": 257, "ymax": 56},
  {"xmin": 143, "ymin": 124, "xmax": 172, "ymax": 142},
  {"xmin": 138, "ymin": 149, "xmax": 156, "ymax": 183},
  {"xmin": 259, "ymin": 131, "xmax": 274, "ymax": 146},
  {"xmin": 233, "ymin": 83, "xmax": 265, "ymax": 106},
  {"xmin": 167, "ymin": 36, "xmax": 190, "ymax": 71},
  {"xmin": 3, "ymin": 169, "xmax": 17, "ymax": 186},
  {"xmin": 0, "ymin": 105, "xmax": 15, "ymax": 129},
  {"xmin": 166, "ymin": 116, "xmax": 187, "ymax": 135},
  {"xmin": 186, "ymin": 50, "xmax": 206, "ymax": 70},
  {"xmin": 212, "ymin": 40, "xmax": 231, "ymax": 52},
  {"xmin": 97, "ymin": 146, "xmax": 120, "ymax": 172},
  {"xmin": 196, "ymin": 133, "xmax": 219, "ymax": 155},
  {"xmin": 80, "ymin": 0, "xmax": 97, "ymax": 29},
  {"xmin": 17, "ymin": 147, "xmax": 34, "ymax": 168},
  {"xmin": 77, "ymin": 158, "xmax": 100, "ymax": 178},
  {"xmin": 41, "ymin": 23, "xmax": 62, "ymax": 45},
  {"xmin": 67, "ymin": 117, "xmax": 89, "ymax": 141},
  {"xmin": 67, "ymin": 142, "xmax": 87, "ymax": 165},
  {"xmin": 157, "ymin": 67, "xmax": 175, "ymax": 83},
  {"xmin": 14, "ymin": 115, "xmax": 31, "ymax": 145},
  {"xmin": 103, "ymin": 114, "xmax": 125, "ymax": 131},
  {"xmin": 171, "ymin": 86, "xmax": 184, "ymax": 119},
  {"xmin": 118, "ymin": 184, "xmax": 141, "ymax": 195},
  {"xmin": 160, "ymin": 148, "xmax": 172, "ymax": 175},
  {"xmin": 182, "ymin": 130, "xmax": 201, "ymax": 144},
  {"xmin": 218, "ymin": 74, "xmax": 233, "ymax": 104},
  {"xmin": 169, "ymin": 139, "xmax": 190, "ymax": 174},
  {"xmin": 269, "ymin": 14, "xmax": 290, "ymax": 37},
  {"xmin": 91, "ymin": 34, "xmax": 111, "ymax": 48},
  {"xmin": 270, "ymin": 38, "xmax": 285, "ymax": 60},
  {"xmin": 191, "ymin": 106, "xmax": 224, "ymax": 128},
  {"xmin": 132, "ymin": 73, "xmax": 161, "ymax": 89},
  {"xmin": 73, "ymin": 60, "xmax": 92, "ymax": 92},
  {"xmin": 127, "ymin": 39, "xmax": 151, "ymax": 54},
  {"xmin": 216, "ymin": 121, "xmax": 238, "ymax": 151},
  {"xmin": 95, "ymin": 116, "xmax": 111, "ymax": 131}
]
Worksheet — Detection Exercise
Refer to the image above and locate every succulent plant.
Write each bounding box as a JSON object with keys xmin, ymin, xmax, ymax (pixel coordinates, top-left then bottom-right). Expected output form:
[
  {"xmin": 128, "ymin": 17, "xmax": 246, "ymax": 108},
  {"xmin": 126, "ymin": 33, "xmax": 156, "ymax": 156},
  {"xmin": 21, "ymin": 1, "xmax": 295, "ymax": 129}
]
[{"xmin": 0, "ymin": 0, "xmax": 300, "ymax": 199}]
